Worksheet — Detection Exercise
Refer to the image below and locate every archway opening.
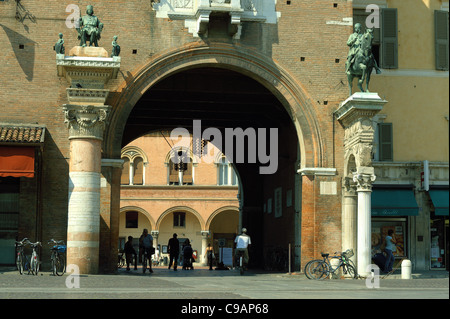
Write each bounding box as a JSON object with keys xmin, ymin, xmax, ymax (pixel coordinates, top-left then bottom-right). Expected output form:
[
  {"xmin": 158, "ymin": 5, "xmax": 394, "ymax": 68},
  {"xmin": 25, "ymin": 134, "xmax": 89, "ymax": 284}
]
[{"xmin": 119, "ymin": 67, "xmax": 301, "ymax": 270}]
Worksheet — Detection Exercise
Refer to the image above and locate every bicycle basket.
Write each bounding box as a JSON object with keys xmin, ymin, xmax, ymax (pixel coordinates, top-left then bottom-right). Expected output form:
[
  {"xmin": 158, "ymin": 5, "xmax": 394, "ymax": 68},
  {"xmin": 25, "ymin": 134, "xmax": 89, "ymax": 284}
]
[
  {"xmin": 342, "ymin": 249, "xmax": 354, "ymax": 258},
  {"xmin": 54, "ymin": 245, "xmax": 66, "ymax": 253}
]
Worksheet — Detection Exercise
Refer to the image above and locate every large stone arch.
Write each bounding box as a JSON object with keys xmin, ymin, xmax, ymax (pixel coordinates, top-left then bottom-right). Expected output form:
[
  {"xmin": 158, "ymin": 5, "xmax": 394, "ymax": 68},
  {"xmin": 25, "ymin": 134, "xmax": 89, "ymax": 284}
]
[
  {"xmin": 205, "ymin": 205, "xmax": 240, "ymax": 230},
  {"xmin": 103, "ymin": 42, "xmax": 326, "ymax": 170},
  {"xmin": 120, "ymin": 206, "xmax": 156, "ymax": 230},
  {"xmin": 155, "ymin": 206, "xmax": 205, "ymax": 231}
]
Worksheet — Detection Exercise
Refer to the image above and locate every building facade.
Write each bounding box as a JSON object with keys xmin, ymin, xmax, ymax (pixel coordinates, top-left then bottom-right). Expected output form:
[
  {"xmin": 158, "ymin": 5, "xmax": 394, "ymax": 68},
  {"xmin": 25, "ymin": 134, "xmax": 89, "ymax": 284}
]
[{"xmin": 0, "ymin": 0, "xmax": 448, "ymax": 274}]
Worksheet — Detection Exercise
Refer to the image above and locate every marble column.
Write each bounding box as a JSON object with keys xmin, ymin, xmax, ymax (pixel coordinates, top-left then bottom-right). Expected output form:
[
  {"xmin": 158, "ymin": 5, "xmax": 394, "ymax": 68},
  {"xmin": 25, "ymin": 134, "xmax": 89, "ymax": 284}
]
[
  {"xmin": 64, "ymin": 104, "xmax": 111, "ymax": 274},
  {"xmin": 353, "ymin": 167, "xmax": 376, "ymax": 277}
]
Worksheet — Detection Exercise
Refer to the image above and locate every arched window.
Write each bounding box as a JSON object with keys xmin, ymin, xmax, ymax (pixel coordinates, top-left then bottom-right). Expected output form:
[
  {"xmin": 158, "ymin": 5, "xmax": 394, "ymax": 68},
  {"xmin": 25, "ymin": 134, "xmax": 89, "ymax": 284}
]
[
  {"xmin": 121, "ymin": 146, "xmax": 148, "ymax": 185},
  {"xmin": 168, "ymin": 149, "xmax": 193, "ymax": 185},
  {"xmin": 217, "ymin": 156, "xmax": 237, "ymax": 186}
]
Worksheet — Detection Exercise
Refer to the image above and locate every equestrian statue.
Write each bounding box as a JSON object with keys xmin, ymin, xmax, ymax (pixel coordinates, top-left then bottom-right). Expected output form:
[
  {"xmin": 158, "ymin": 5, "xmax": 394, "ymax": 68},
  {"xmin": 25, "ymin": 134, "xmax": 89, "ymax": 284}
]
[{"xmin": 345, "ymin": 23, "xmax": 381, "ymax": 97}]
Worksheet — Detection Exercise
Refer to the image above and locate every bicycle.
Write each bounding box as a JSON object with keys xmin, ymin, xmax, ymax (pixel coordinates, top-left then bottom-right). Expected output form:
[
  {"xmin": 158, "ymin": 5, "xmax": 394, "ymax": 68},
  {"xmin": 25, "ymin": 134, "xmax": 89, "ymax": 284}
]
[
  {"xmin": 235, "ymin": 249, "xmax": 245, "ymax": 275},
  {"xmin": 305, "ymin": 249, "xmax": 357, "ymax": 280},
  {"xmin": 48, "ymin": 239, "xmax": 66, "ymax": 276},
  {"xmin": 118, "ymin": 251, "xmax": 125, "ymax": 268},
  {"xmin": 29, "ymin": 241, "xmax": 42, "ymax": 275},
  {"xmin": 15, "ymin": 238, "xmax": 30, "ymax": 275}
]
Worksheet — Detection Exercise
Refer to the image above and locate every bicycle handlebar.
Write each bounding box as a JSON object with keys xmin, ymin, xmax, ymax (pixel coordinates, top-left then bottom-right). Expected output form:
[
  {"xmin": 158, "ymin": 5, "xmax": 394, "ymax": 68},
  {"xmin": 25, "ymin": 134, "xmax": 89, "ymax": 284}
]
[
  {"xmin": 15, "ymin": 238, "xmax": 30, "ymax": 246},
  {"xmin": 48, "ymin": 239, "xmax": 65, "ymax": 245}
]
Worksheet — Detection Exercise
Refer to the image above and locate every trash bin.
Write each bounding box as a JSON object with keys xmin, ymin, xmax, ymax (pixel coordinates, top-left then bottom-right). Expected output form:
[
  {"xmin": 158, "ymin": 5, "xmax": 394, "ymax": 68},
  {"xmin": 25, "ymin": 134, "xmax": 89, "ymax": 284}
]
[
  {"xmin": 163, "ymin": 256, "xmax": 168, "ymax": 266},
  {"xmin": 401, "ymin": 259, "xmax": 412, "ymax": 279}
]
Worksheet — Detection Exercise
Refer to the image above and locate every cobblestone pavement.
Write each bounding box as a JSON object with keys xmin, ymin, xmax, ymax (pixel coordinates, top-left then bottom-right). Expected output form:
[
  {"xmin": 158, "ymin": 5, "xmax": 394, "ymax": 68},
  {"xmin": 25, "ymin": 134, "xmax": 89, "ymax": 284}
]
[{"xmin": 0, "ymin": 266, "xmax": 448, "ymax": 300}]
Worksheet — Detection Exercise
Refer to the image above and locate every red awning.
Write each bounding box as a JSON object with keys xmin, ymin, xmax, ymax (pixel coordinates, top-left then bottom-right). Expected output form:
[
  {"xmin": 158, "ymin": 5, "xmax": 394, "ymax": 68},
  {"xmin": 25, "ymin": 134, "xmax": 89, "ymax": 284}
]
[{"xmin": 0, "ymin": 147, "xmax": 35, "ymax": 178}]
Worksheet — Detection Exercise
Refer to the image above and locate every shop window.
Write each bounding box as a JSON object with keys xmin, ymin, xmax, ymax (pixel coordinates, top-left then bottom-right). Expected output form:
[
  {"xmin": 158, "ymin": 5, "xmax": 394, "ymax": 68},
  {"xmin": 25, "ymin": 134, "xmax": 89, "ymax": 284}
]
[
  {"xmin": 173, "ymin": 212, "xmax": 186, "ymax": 227},
  {"xmin": 430, "ymin": 214, "xmax": 448, "ymax": 269},
  {"xmin": 371, "ymin": 218, "xmax": 407, "ymax": 258},
  {"xmin": 125, "ymin": 211, "xmax": 138, "ymax": 228}
]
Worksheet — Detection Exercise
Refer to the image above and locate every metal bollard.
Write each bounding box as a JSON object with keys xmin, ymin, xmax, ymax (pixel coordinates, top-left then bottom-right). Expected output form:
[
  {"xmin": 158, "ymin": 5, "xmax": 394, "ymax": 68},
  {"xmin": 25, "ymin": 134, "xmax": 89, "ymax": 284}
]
[{"xmin": 401, "ymin": 259, "xmax": 412, "ymax": 279}]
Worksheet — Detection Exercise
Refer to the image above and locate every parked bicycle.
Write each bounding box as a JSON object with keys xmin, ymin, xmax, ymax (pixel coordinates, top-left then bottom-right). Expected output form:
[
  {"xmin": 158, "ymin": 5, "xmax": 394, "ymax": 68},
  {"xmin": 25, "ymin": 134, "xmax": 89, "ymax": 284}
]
[
  {"xmin": 305, "ymin": 249, "xmax": 357, "ymax": 280},
  {"xmin": 29, "ymin": 241, "xmax": 41, "ymax": 276},
  {"xmin": 48, "ymin": 239, "xmax": 66, "ymax": 276},
  {"xmin": 15, "ymin": 238, "xmax": 30, "ymax": 275}
]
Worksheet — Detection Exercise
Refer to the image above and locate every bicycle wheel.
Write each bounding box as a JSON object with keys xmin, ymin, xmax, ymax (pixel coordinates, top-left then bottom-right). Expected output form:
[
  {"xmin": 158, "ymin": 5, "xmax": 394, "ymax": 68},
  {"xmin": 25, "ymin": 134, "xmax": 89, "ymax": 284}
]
[
  {"xmin": 55, "ymin": 254, "xmax": 66, "ymax": 276},
  {"xmin": 342, "ymin": 264, "xmax": 357, "ymax": 279},
  {"xmin": 16, "ymin": 253, "xmax": 24, "ymax": 275},
  {"xmin": 306, "ymin": 260, "xmax": 329, "ymax": 280},
  {"xmin": 142, "ymin": 254, "xmax": 147, "ymax": 273},
  {"xmin": 304, "ymin": 260, "xmax": 323, "ymax": 280},
  {"xmin": 31, "ymin": 255, "xmax": 39, "ymax": 276}
]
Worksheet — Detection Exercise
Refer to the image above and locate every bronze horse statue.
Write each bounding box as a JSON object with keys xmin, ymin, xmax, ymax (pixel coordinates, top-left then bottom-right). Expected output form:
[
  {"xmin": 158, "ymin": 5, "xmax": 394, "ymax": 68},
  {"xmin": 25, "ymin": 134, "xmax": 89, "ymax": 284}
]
[{"xmin": 346, "ymin": 29, "xmax": 380, "ymax": 96}]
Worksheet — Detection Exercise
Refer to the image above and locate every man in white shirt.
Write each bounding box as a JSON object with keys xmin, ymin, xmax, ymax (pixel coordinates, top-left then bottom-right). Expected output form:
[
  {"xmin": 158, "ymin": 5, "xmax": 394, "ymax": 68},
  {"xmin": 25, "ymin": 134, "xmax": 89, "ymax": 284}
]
[{"xmin": 234, "ymin": 228, "xmax": 251, "ymax": 267}]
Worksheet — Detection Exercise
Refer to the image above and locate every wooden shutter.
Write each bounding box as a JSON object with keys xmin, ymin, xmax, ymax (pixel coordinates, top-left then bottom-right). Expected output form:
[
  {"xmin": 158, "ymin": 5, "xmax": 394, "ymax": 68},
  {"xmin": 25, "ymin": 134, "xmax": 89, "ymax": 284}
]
[
  {"xmin": 169, "ymin": 160, "xmax": 178, "ymax": 183},
  {"xmin": 183, "ymin": 160, "xmax": 193, "ymax": 184},
  {"xmin": 435, "ymin": 10, "xmax": 449, "ymax": 71},
  {"xmin": 121, "ymin": 158, "xmax": 130, "ymax": 185},
  {"xmin": 378, "ymin": 123, "xmax": 393, "ymax": 161},
  {"xmin": 381, "ymin": 8, "xmax": 398, "ymax": 69},
  {"xmin": 133, "ymin": 157, "xmax": 144, "ymax": 185}
]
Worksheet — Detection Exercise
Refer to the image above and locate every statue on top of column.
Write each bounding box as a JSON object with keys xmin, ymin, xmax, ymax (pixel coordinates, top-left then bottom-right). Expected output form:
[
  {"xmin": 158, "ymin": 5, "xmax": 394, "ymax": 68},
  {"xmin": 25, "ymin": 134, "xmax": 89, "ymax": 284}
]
[{"xmin": 76, "ymin": 5, "xmax": 104, "ymax": 47}]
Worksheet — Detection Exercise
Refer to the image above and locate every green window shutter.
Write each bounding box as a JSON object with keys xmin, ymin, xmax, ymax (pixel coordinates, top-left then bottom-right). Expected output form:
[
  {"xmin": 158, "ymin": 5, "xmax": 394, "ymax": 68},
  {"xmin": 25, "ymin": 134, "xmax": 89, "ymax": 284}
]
[
  {"xmin": 435, "ymin": 10, "xmax": 449, "ymax": 71},
  {"xmin": 381, "ymin": 8, "xmax": 398, "ymax": 69},
  {"xmin": 379, "ymin": 123, "xmax": 393, "ymax": 161}
]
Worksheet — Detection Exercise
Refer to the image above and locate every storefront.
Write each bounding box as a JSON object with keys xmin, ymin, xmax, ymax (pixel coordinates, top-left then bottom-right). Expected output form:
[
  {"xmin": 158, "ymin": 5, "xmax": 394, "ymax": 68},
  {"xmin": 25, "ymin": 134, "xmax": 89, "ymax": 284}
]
[
  {"xmin": 371, "ymin": 185, "xmax": 419, "ymax": 260},
  {"xmin": 0, "ymin": 125, "xmax": 45, "ymax": 265},
  {"xmin": 428, "ymin": 186, "xmax": 449, "ymax": 270}
]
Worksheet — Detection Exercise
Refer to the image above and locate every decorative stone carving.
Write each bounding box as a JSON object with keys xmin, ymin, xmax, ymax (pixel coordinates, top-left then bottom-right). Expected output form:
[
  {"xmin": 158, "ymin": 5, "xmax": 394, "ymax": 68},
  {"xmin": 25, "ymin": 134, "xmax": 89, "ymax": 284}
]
[
  {"xmin": 335, "ymin": 92, "xmax": 387, "ymax": 175},
  {"xmin": 352, "ymin": 167, "xmax": 376, "ymax": 191},
  {"xmin": 63, "ymin": 104, "xmax": 111, "ymax": 140},
  {"xmin": 154, "ymin": 0, "xmax": 279, "ymax": 38}
]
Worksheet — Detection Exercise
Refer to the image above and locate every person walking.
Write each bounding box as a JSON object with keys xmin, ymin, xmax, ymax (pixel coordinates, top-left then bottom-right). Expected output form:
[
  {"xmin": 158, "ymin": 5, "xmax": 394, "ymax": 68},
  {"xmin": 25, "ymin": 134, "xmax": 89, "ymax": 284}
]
[
  {"xmin": 124, "ymin": 236, "xmax": 137, "ymax": 271},
  {"xmin": 182, "ymin": 239, "xmax": 194, "ymax": 270},
  {"xmin": 204, "ymin": 243, "xmax": 214, "ymax": 270},
  {"xmin": 168, "ymin": 233, "xmax": 180, "ymax": 271},
  {"xmin": 384, "ymin": 229, "xmax": 397, "ymax": 273},
  {"xmin": 140, "ymin": 229, "xmax": 154, "ymax": 273}
]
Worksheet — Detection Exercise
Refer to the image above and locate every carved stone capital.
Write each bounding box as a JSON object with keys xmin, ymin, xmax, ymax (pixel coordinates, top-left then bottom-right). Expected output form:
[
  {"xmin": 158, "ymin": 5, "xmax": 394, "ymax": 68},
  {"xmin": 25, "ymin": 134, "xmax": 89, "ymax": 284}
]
[
  {"xmin": 343, "ymin": 176, "xmax": 357, "ymax": 196},
  {"xmin": 63, "ymin": 104, "xmax": 111, "ymax": 140},
  {"xmin": 352, "ymin": 167, "xmax": 376, "ymax": 192}
]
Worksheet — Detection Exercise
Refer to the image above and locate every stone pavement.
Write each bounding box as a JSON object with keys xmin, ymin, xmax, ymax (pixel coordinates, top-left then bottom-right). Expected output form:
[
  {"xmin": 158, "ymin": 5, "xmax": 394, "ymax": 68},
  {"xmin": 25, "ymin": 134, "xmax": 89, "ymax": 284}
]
[{"xmin": 0, "ymin": 265, "xmax": 448, "ymax": 301}]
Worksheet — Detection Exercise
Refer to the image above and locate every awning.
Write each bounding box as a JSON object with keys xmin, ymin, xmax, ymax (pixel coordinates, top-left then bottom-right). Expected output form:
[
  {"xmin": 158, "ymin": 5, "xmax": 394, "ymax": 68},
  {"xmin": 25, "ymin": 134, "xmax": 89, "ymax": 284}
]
[
  {"xmin": 429, "ymin": 189, "xmax": 449, "ymax": 216},
  {"xmin": 371, "ymin": 187, "xmax": 419, "ymax": 216},
  {"xmin": 0, "ymin": 147, "xmax": 35, "ymax": 178}
]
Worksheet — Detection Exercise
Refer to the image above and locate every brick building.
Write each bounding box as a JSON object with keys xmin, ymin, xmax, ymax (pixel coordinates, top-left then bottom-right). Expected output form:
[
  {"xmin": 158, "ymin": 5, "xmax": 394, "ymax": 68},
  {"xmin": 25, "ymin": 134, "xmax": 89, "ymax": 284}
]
[{"xmin": 0, "ymin": 0, "xmax": 448, "ymax": 274}]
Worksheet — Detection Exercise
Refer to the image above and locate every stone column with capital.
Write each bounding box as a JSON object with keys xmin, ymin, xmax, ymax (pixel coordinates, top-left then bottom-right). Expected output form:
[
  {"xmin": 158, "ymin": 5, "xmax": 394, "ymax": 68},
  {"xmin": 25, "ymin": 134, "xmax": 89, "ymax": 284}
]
[
  {"xmin": 58, "ymin": 47, "xmax": 120, "ymax": 274},
  {"xmin": 353, "ymin": 167, "xmax": 376, "ymax": 276},
  {"xmin": 335, "ymin": 92, "xmax": 387, "ymax": 277}
]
